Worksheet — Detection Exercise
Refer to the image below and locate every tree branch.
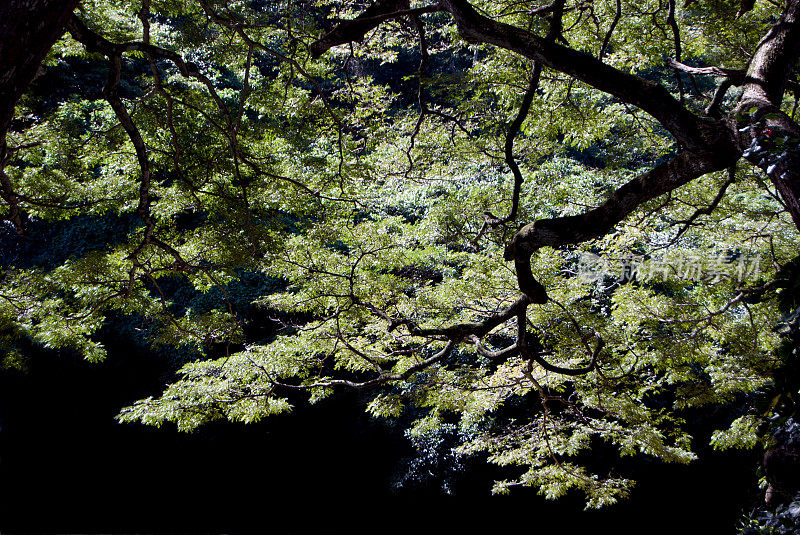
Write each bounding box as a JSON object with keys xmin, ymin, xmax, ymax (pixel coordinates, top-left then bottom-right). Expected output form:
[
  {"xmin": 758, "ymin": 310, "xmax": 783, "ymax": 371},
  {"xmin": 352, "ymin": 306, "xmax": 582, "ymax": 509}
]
[
  {"xmin": 437, "ymin": 0, "xmax": 710, "ymax": 149},
  {"xmin": 309, "ymin": 1, "xmax": 443, "ymax": 58},
  {"xmin": 65, "ymin": 14, "xmax": 234, "ymax": 127},
  {"xmin": 598, "ymin": 0, "xmax": 621, "ymax": 59},
  {"xmin": 666, "ymin": 0, "xmax": 690, "ymax": 102},
  {"xmin": 667, "ymin": 168, "xmax": 736, "ymax": 245},
  {"xmin": 505, "ymin": 148, "xmax": 738, "ymax": 301},
  {"xmin": 399, "ymin": 295, "xmax": 532, "ymax": 340},
  {"xmin": 480, "ymin": 0, "xmax": 564, "ymax": 231},
  {"xmin": 272, "ymin": 340, "xmax": 457, "ymax": 390},
  {"xmin": 308, "ymin": 0, "xmax": 710, "ymax": 148},
  {"xmin": 666, "ymin": 58, "xmax": 745, "ymax": 81}
]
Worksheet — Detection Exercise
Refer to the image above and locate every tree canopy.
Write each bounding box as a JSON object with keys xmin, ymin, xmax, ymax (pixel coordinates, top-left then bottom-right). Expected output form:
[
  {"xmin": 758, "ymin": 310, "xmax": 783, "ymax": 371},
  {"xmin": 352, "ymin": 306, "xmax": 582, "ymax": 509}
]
[{"xmin": 2, "ymin": 0, "xmax": 800, "ymax": 508}]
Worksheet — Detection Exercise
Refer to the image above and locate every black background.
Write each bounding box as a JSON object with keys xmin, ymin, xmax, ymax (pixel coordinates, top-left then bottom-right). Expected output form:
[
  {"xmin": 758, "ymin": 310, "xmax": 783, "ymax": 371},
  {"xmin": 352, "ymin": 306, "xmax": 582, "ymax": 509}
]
[{"xmin": 0, "ymin": 341, "xmax": 760, "ymax": 535}]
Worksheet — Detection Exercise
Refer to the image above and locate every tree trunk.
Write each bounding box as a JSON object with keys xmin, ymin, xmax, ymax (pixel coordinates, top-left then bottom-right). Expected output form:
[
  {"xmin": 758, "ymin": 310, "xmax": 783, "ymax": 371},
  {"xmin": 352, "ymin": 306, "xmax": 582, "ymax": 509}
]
[
  {"xmin": 0, "ymin": 0, "xmax": 79, "ymax": 134},
  {"xmin": 0, "ymin": 0, "xmax": 79, "ymax": 232},
  {"xmin": 733, "ymin": 0, "xmax": 800, "ymax": 230}
]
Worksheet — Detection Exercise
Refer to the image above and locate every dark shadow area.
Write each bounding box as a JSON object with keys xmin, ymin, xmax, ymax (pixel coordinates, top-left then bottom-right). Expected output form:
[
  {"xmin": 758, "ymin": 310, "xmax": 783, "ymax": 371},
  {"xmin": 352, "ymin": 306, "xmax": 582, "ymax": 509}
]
[{"xmin": 0, "ymin": 339, "xmax": 759, "ymax": 535}]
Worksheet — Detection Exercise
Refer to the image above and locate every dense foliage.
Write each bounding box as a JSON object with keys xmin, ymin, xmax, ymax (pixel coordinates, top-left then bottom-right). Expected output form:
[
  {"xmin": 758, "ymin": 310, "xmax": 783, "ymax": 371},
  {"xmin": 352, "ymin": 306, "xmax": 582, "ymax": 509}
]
[
  {"xmin": 2, "ymin": 0, "xmax": 800, "ymax": 508},
  {"xmin": 741, "ymin": 492, "xmax": 800, "ymax": 534}
]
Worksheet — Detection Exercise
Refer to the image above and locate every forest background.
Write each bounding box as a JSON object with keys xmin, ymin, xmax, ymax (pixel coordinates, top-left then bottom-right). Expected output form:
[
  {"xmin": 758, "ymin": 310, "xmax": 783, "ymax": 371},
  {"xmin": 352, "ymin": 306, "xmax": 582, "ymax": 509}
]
[{"xmin": 1, "ymin": 0, "xmax": 800, "ymax": 532}]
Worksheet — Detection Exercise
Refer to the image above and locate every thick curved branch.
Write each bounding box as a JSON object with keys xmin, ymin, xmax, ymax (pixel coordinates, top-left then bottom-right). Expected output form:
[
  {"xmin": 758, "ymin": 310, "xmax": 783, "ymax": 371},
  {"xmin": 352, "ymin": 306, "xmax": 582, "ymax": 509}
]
[
  {"xmin": 473, "ymin": 64, "xmax": 542, "ymax": 246},
  {"xmin": 400, "ymin": 295, "xmax": 531, "ymax": 340},
  {"xmin": 707, "ymin": 79, "xmax": 737, "ymax": 118},
  {"xmin": 528, "ymin": 337, "xmax": 603, "ymax": 376},
  {"xmin": 665, "ymin": 58, "xmax": 745, "ymax": 116},
  {"xmin": 505, "ymin": 147, "xmax": 738, "ymax": 301},
  {"xmin": 437, "ymin": 0, "xmax": 709, "ymax": 149},
  {"xmin": 507, "ymin": 150, "xmax": 736, "ymax": 253},
  {"xmin": 470, "ymin": 335, "xmax": 520, "ymax": 360},
  {"xmin": 309, "ymin": 0, "xmax": 708, "ymax": 148},
  {"xmin": 471, "ymin": 332, "xmax": 602, "ymax": 376},
  {"xmin": 102, "ymin": 54, "xmax": 154, "ymax": 234},
  {"xmin": 308, "ymin": 0, "xmax": 443, "ymax": 58},
  {"xmin": 517, "ymin": 310, "xmax": 602, "ymax": 376},
  {"xmin": 481, "ymin": 0, "xmax": 564, "ymax": 230},
  {"xmin": 499, "ymin": 63, "xmax": 541, "ymax": 223},
  {"xmin": 666, "ymin": 58, "xmax": 745, "ymax": 81},
  {"xmin": 666, "ymin": 0, "xmax": 688, "ymax": 101}
]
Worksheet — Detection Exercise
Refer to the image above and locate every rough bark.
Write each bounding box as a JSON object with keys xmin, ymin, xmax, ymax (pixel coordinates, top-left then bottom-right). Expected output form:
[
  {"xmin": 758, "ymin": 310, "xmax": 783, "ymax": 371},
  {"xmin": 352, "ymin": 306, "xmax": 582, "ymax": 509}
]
[{"xmin": 733, "ymin": 0, "xmax": 800, "ymax": 230}]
